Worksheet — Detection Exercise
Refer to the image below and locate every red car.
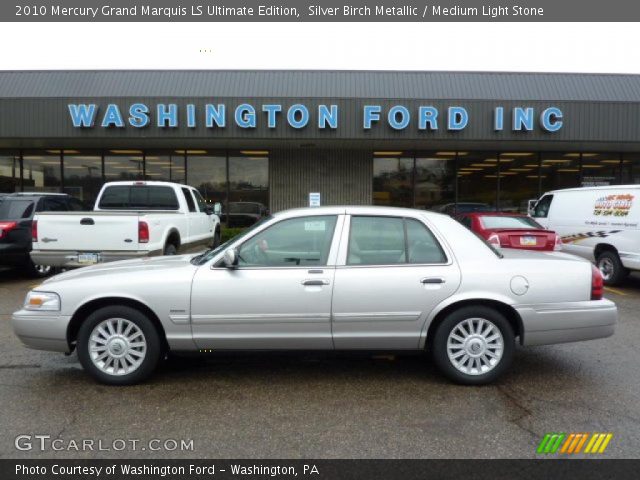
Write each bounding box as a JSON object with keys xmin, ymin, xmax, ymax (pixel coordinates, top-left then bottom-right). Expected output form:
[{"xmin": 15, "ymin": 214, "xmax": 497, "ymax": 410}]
[{"xmin": 456, "ymin": 212, "xmax": 562, "ymax": 251}]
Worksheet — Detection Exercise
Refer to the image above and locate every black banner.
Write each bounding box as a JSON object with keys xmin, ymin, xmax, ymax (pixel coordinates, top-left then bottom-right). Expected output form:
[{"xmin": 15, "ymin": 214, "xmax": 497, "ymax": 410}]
[
  {"xmin": 3, "ymin": 460, "xmax": 640, "ymax": 480},
  {"xmin": 5, "ymin": 0, "xmax": 640, "ymax": 22}
]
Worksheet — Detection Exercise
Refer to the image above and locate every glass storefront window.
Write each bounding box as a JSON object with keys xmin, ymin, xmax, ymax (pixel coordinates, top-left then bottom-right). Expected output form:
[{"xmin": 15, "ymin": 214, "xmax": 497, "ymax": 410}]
[
  {"xmin": 540, "ymin": 152, "xmax": 581, "ymax": 192},
  {"xmin": 0, "ymin": 151, "xmax": 20, "ymax": 193},
  {"xmin": 497, "ymin": 152, "xmax": 539, "ymax": 213},
  {"xmin": 373, "ymin": 155, "xmax": 414, "ymax": 207},
  {"xmin": 144, "ymin": 151, "xmax": 185, "ymax": 183},
  {"xmin": 22, "ymin": 151, "xmax": 62, "ymax": 192},
  {"xmin": 62, "ymin": 151, "xmax": 102, "ymax": 206},
  {"xmin": 414, "ymin": 153, "xmax": 456, "ymax": 210},
  {"xmin": 456, "ymin": 152, "xmax": 498, "ymax": 212},
  {"xmin": 185, "ymin": 151, "xmax": 227, "ymax": 205},
  {"xmin": 622, "ymin": 154, "xmax": 640, "ymax": 184},
  {"xmin": 104, "ymin": 150, "xmax": 144, "ymax": 181},
  {"xmin": 229, "ymin": 152, "xmax": 269, "ymax": 209},
  {"xmin": 580, "ymin": 153, "xmax": 621, "ymax": 186}
]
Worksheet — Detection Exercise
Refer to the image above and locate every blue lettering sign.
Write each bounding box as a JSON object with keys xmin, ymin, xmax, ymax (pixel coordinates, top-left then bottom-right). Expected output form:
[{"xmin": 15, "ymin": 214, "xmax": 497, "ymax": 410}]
[
  {"xmin": 513, "ymin": 107, "xmax": 534, "ymax": 131},
  {"xmin": 186, "ymin": 104, "xmax": 196, "ymax": 128},
  {"xmin": 157, "ymin": 104, "xmax": 178, "ymax": 128},
  {"xmin": 287, "ymin": 104, "xmax": 309, "ymax": 129},
  {"xmin": 363, "ymin": 105, "xmax": 381, "ymax": 129},
  {"xmin": 540, "ymin": 107, "xmax": 563, "ymax": 132},
  {"xmin": 128, "ymin": 103, "xmax": 149, "ymax": 128},
  {"xmin": 418, "ymin": 106, "xmax": 438, "ymax": 130},
  {"xmin": 235, "ymin": 104, "xmax": 256, "ymax": 128},
  {"xmin": 318, "ymin": 105, "xmax": 338, "ymax": 129},
  {"xmin": 101, "ymin": 104, "xmax": 125, "ymax": 128},
  {"xmin": 494, "ymin": 106, "xmax": 504, "ymax": 131},
  {"xmin": 262, "ymin": 104, "xmax": 282, "ymax": 128},
  {"xmin": 68, "ymin": 104, "xmax": 97, "ymax": 128},
  {"xmin": 205, "ymin": 104, "xmax": 226, "ymax": 128},
  {"xmin": 448, "ymin": 107, "xmax": 468, "ymax": 130},
  {"xmin": 388, "ymin": 105, "xmax": 410, "ymax": 130}
]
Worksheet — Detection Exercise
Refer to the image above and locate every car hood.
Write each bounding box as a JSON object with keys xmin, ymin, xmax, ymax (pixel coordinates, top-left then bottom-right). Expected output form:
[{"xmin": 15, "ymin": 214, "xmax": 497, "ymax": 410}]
[
  {"xmin": 499, "ymin": 248, "xmax": 587, "ymax": 262},
  {"xmin": 42, "ymin": 254, "xmax": 199, "ymax": 284}
]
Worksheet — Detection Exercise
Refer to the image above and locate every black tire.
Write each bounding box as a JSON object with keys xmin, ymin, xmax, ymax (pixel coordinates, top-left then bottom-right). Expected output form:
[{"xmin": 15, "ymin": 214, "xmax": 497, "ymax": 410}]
[
  {"xmin": 212, "ymin": 228, "xmax": 222, "ymax": 248},
  {"xmin": 163, "ymin": 243, "xmax": 178, "ymax": 256},
  {"xmin": 596, "ymin": 250, "xmax": 628, "ymax": 286},
  {"xmin": 77, "ymin": 305, "xmax": 163, "ymax": 385},
  {"xmin": 25, "ymin": 258, "xmax": 55, "ymax": 279},
  {"xmin": 431, "ymin": 306, "xmax": 515, "ymax": 385}
]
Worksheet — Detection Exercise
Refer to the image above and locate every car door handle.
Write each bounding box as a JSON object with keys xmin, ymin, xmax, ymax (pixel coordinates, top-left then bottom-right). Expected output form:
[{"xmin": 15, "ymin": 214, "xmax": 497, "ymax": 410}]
[
  {"xmin": 302, "ymin": 279, "xmax": 330, "ymax": 286},
  {"xmin": 80, "ymin": 218, "xmax": 95, "ymax": 225},
  {"xmin": 421, "ymin": 277, "xmax": 445, "ymax": 284}
]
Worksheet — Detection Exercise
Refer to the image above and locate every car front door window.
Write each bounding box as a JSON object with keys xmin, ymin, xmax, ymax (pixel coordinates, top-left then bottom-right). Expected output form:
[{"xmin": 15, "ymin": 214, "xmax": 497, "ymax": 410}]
[{"xmin": 238, "ymin": 215, "xmax": 337, "ymax": 267}]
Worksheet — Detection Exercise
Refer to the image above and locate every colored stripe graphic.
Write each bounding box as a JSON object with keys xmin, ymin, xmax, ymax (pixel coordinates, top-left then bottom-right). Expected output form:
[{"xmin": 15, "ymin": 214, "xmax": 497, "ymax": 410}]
[{"xmin": 540, "ymin": 433, "xmax": 613, "ymax": 454}]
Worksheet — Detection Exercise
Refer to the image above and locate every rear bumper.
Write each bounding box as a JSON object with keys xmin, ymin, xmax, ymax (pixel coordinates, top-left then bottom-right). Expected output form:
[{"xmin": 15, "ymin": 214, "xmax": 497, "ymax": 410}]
[
  {"xmin": 30, "ymin": 249, "xmax": 162, "ymax": 268},
  {"xmin": 516, "ymin": 299, "xmax": 617, "ymax": 346},
  {"xmin": 11, "ymin": 310, "xmax": 72, "ymax": 353},
  {"xmin": 0, "ymin": 243, "xmax": 29, "ymax": 266}
]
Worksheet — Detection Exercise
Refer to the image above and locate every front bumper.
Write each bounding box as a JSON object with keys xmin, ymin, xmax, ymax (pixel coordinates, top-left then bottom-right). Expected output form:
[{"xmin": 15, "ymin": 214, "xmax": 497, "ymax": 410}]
[
  {"xmin": 30, "ymin": 249, "xmax": 161, "ymax": 268},
  {"xmin": 11, "ymin": 309, "xmax": 72, "ymax": 353},
  {"xmin": 516, "ymin": 299, "xmax": 617, "ymax": 346}
]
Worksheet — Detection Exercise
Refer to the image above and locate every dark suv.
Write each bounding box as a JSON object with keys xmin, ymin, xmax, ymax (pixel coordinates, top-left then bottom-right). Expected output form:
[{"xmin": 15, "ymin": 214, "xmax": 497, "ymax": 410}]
[{"xmin": 0, "ymin": 193, "xmax": 86, "ymax": 277}]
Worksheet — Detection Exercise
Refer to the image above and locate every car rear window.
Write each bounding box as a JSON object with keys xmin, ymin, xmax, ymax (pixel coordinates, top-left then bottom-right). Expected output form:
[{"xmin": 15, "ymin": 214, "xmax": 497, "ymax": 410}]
[
  {"xmin": 479, "ymin": 216, "xmax": 542, "ymax": 229},
  {"xmin": 98, "ymin": 186, "xmax": 179, "ymax": 210},
  {"xmin": 0, "ymin": 199, "xmax": 35, "ymax": 219}
]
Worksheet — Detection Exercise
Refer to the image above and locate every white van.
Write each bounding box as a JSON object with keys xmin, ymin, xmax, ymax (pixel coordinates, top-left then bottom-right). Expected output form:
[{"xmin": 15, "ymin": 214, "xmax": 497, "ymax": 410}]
[{"xmin": 531, "ymin": 185, "xmax": 640, "ymax": 285}]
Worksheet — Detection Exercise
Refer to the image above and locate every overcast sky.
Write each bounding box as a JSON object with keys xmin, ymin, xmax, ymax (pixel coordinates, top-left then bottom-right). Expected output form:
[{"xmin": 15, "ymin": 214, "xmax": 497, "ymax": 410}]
[{"xmin": 0, "ymin": 22, "xmax": 637, "ymax": 73}]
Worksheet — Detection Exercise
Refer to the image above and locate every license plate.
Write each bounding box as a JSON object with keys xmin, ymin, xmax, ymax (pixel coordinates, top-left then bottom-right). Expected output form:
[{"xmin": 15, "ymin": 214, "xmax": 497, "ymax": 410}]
[
  {"xmin": 520, "ymin": 236, "xmax": 537, "ymax": 246},
  {"xmin": 78, "ymin": 253, "xmax": 100, "ymax": 265}
]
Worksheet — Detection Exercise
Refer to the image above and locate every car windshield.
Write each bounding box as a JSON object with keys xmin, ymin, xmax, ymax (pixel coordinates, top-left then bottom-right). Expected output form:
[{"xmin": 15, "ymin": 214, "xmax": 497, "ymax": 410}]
[
  {"xmin": 0, "ymin": 199, "xmax": 35, "ymax": 219},
  {"xmin": 190, "ymin": 215, "xmax": 273, "ymax": 266},
  {"xmin": 479, "ymin": 216, "xmax": 542, "ymax": 230}
]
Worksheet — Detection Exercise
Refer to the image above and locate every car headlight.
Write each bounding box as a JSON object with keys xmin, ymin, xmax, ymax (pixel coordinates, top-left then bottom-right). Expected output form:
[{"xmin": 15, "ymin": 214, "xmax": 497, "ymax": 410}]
[{"xmin": 24, "ymin": 291, "xmax": 61, "ymax": 311}]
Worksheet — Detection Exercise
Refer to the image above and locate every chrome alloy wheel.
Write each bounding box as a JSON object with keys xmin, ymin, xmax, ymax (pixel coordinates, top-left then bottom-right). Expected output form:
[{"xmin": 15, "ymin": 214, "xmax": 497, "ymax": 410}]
[
  {"xmin": 446, "ymin": 318, "xmax": 504, "ymax": 376},
  {"xmin": 89, "ymin": 318, "xmax": 147, "ymax": 376},
  {"xmin": 598, "ymin": 257, "xmax": 614, "ymax": 281}
]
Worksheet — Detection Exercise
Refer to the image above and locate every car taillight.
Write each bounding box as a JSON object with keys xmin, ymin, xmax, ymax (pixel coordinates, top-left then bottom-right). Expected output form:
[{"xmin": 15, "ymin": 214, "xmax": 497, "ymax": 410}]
[
  {"xmin": 553, "ymin": 234, "xmax": 563, "ymax": 251},
  {"xmin": 591, "ymin": 264, "xmax": 604, "ymax": 300},
  {"xmin": 138, "ymin": 221, "xmax": 149, "ymax": 243},
  {"xmin": 31, "ymin": 220, "xmax": 38, "ymax": 242},
  {"xmin": 0, "ymin": 221, "xmax": 17, "ymax": 239},
  {"xmin": 487, "ymin": 233, "xmax": 501, "ymax": 248}
]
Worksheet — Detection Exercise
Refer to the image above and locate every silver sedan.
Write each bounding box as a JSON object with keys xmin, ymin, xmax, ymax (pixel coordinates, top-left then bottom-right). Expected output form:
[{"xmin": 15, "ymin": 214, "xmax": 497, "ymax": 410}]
[{"xmin": 12, "ymin": 206, "xmax": 617, "ymax": 385}]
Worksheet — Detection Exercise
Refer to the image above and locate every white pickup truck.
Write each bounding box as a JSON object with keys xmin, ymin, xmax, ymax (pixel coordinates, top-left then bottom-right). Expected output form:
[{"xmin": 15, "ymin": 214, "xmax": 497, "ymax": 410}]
[{"xmin": 31, "ymin": 181, "xmax": 221, "ymax": 268}]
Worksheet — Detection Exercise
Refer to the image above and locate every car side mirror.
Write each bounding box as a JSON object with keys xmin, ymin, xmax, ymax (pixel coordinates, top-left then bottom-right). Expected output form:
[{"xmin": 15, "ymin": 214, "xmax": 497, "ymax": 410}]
[
  {"xmin": 213, "ymin": 202, "xmax": 222, "ymax": 216},
  {"xmin": 223, "ymin": 248, "xmax": 238, "ymax": 268},
  {"xmin": 527, "ymin": 199, "xmax": 537, "ymax": 216},
  {"xmin": 204, "ymin": 205, "xmax": 214, "ymax": 215}
]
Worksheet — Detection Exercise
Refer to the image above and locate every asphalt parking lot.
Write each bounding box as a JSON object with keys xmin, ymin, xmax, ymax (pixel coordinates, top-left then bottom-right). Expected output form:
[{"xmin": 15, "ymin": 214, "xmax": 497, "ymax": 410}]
[{"xmin": 0, "ymin": 268, "xmax": 639, "ymax": 459}]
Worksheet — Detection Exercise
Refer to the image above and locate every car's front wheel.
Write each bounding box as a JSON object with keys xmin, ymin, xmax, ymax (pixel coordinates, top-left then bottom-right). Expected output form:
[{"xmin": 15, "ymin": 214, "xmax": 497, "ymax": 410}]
[
  {"xmin": 431, "ymin": 306, "xmax": 514, "ymax": 385},
  {"xmin": 77, "ymin": 306, "xmax": 163, "ymax": 385},
  {"xmin": 596, "ymin": 250, "xmax": 628, "ymax": 286}
]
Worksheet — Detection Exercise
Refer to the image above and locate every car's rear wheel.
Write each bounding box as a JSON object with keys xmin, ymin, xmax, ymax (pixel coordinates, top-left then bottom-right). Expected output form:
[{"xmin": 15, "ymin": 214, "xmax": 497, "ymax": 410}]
[
  {"xmin": 163, "ymin": 243, "xmax": 178, "ymax": 255},
  {"xmin": 432, "ymin": 306, "xmax": 514, "ymax": 385},
  {"xmin": 212, "ymin": 228, "xmax": 221, "ymax": 248},
  {"xmin": 77, "ymin": 306, "xmax": 162, "ymax": 385},
  {"xmin": 596, "ymin": 250, "xmax": 628, "ymax": 286}
]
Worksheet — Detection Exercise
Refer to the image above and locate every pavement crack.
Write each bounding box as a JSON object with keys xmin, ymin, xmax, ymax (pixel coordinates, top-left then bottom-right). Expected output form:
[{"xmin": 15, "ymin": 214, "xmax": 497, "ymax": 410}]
[
  {"xmin": 55, "ymin": 403, "xmax": 82, "ymax": 440},
  {"xmin": 497, "ymin": 385, "xmax": 539, "ymax": 439}
]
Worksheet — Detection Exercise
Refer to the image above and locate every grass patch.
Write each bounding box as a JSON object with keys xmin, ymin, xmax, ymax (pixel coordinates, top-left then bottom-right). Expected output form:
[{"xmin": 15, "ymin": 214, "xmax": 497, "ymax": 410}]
[{"xmin": 221, "ymin": 227, "xmax": 246, "ymax": 243}]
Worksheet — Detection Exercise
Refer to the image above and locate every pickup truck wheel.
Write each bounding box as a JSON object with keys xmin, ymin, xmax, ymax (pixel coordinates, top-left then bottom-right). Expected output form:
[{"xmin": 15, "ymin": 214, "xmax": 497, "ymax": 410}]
[
  {"xmin": 596, "ymin": 250, "xmax": 628, "ymax": 286},
  {"xmin": 431, "ymin": 306, "xmax": 514, "ymax": 385},
  {"xmin": 25, "ymin": 259, "xmax": 54, "ymax": 278},
  {"xmin": 163, "ymin": 243, "xmax": 178, "ymax": 255},
  {"xmin": 212, "ymin": 228, "xmax": 221, "ymax": 248},
  {"xmin": 77, "ymin": 306, "xmax": 162, "ymax": 385}
]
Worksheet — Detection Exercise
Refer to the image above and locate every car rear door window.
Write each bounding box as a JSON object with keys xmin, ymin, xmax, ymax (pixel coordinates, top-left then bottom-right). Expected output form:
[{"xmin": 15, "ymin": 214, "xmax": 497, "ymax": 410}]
[
  {"xmin": 181, "ymin": 187, "xmax": 197, "ymax": 212},
  {"xmin": 238, "ymin": 215, "xmax": 337, "ymax": 267},
  {"xmin": 348, "ymin": 216, "xmax": 446, "ymax": 265}
]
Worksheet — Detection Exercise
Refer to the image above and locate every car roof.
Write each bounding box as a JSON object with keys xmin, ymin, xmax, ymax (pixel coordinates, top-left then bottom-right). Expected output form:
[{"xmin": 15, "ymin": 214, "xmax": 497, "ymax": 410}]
[
  {"xmin": 5, "ymin": 192, "xmax": 68, "ymax": 197},
  {"xmin": 273, "ymin": 205, "xmax": 448, "ymax": 220},
  {"xmin": 459, "ymin": 212, "xmax": 528, "ymax": 218},
  {"xmin": 546, "ymin": 184, "xmax": 640, "ymax": 194}
]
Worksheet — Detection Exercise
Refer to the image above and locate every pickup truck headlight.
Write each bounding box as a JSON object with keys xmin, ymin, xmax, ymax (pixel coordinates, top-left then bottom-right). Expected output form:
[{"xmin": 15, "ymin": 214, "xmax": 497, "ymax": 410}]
[{"xmin": 24, "ymin": 291, "xmax": 61, "ymax": 311}]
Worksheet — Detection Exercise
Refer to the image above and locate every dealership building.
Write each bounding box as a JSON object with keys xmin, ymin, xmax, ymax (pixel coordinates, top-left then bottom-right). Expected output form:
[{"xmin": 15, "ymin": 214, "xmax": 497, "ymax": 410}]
[{"xmin": 0, "ymin": 70, "xmax": 639, "ymax": 213}]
